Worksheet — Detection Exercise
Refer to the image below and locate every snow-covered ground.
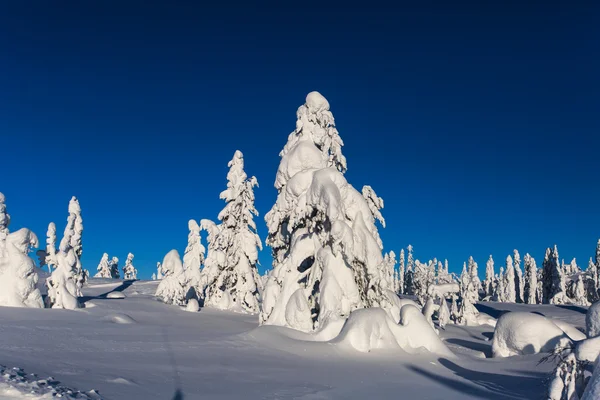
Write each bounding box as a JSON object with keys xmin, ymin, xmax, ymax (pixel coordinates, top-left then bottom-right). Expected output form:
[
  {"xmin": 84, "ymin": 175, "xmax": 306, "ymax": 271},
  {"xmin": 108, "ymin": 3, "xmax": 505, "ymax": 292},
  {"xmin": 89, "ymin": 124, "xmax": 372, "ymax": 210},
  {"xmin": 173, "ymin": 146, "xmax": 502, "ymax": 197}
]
[{"xmin": 0, "ymin": 279, "xmax": 587, "ymax": 399}]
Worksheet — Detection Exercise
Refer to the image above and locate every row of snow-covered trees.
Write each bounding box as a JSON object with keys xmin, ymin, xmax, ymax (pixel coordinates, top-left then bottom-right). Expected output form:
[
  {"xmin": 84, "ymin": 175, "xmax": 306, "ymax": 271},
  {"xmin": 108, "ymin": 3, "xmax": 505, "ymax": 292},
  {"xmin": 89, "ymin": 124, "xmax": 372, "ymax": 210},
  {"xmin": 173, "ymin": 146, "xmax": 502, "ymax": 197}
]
[
  {"xmin": 95, "ymin": 252, "xmax": 137, "ymax": 280},
  {"xmin": 156, "ymin": 150, "xmax": 264, "ymax": 314},
  {"xmin": 0, "ymin": 194, "xmax": 87, "ymax": 310}
]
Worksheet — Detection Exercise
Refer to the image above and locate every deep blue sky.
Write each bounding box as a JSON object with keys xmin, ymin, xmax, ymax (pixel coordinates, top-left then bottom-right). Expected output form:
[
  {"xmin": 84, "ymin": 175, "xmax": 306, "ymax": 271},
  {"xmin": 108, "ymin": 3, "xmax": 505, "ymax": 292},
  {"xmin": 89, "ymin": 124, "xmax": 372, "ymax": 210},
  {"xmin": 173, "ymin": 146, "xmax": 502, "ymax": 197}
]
[{"xmin": 1, "ymin": 2, "xmax": 598, "ymax": 279}]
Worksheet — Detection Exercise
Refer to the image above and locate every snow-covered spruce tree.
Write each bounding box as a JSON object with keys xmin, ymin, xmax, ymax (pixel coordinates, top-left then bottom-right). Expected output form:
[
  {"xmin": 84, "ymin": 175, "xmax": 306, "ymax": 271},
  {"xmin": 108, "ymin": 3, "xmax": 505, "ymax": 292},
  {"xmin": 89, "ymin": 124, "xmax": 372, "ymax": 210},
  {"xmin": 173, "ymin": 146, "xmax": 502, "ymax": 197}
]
[
  {"xmin": 156, "ymin": 262, "xmax": 163, "ymax": 280},
  {"xmin": 483, "ymin": 255, "xmax": 495, "ymax": 298},
  {"xmin": 45, "ymin": 221, "xmax": 79, "ymax": 309},
  {"xmin": 573, "ymin": 275, "xmax": 589, "ymax": 306},
  {"xmin": 524, "ymin": 253, "xmax": 538, "ymax": 304},
  {"xmin": 67, "ymin": 197, "xmax": 85, "ymax": 297},
  {"xmin": 496, "ymin": 267, "xmax": 505, "ymax": 302},
  {"xmin": 467, "ymin": 256, "xmax": 481, "ymax": 300},
  {"xmin": 0, "ymin": 192, "xmax": 10, "ymax": 259},
  {"xmin": 108, "ymin": 256, "xmax": 119, "ymax": 279},
  {"xmin": 183, "ymin": 219, "xmax": 205, "ymax": 300},
  {"xmin": 123, "ymin": 253, "xmax": 137, "ymax": 280},
  {"xmin": 596, "ymin": 239, "xmax": 600, "ymax": 287},
  {"xmin": 398, "ymin": 248, "xmax": 405, "ymax": 294},
  {"xmin": 201, "ymin": 151, "xmax": 263, "ymax": 313},
  {"xmin": 413, "ymin": 260, "xmax": 435, "ymax": 306},
  {"xmin": 457, "ymin": 262, "xmax": 479, "ymax": 325},
  {"xmin": 94, "ymin": 253, "xmax": 111, "ymax": 278},
  {"xmin": 382, "ymin": 251, "xmax": 396, "ymax": 293},
  {"xmin": 155, "ymin": 250, "xmax": 187, "ymax": 305},
  {"xmin": 513, "ymin": 250, "xmax": 524, "ymax": 303},
  {"xmin": 260, "ymin": 92, "xmax": 390, "ymax": 331},
  {"xmin": 587, "ymin": 257, "xmax": 598, "ymax": 303},
  {"xmin": 504, "ymin": 255, "xmax": 516, "ymax": 303},
  {"xmin": 542, "ymin": 245, "xmax": 566, "ymax": 304},
  {"xmin": 404, "ymin": 244, "xmax": 415, "ymax": 296}
]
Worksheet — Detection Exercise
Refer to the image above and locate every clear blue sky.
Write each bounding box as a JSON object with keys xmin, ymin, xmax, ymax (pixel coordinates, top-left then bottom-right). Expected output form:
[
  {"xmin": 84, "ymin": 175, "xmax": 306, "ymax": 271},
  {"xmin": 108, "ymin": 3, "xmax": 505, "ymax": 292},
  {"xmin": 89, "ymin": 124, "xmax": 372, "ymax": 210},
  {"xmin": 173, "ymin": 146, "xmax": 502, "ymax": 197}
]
[{"xmin": 1, "ymin": 2, "xmax": 598, "ymax": 279}]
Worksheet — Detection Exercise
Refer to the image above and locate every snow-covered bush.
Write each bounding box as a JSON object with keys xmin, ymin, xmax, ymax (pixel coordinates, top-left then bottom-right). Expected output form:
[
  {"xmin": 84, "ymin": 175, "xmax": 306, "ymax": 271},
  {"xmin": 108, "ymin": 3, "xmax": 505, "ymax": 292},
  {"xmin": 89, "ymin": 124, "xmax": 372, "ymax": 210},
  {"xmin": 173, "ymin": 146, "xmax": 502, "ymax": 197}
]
[
  {"xmin": 492, "ymin": 312, "xmax": 572, "ymax": 357},
  {"xmin": 260, "ymin": 92, "xmax": 390, "ymax": 331},
  {"xmin": 155, "ymin": 250, "xmax": 187, "ymax": 306},
  {"xmin": 200, "ymin": 150, "xmax": 263, "ymax": 313},
  {"xmin": 0, "ymin": 193, "xmax": 44, "ymax": 308},
  {"xmin": 123, "ymin": 253, "xmax": 137, "ymax": 280}
]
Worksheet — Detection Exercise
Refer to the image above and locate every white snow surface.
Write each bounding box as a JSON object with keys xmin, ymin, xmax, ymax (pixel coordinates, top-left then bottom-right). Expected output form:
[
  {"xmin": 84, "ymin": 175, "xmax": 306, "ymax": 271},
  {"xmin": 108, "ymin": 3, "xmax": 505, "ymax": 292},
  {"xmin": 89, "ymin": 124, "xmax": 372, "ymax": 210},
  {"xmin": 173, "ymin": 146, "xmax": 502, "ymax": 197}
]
[{"xmin": 0, "ymin": 280, "xmax": 590, "ymax": 399}]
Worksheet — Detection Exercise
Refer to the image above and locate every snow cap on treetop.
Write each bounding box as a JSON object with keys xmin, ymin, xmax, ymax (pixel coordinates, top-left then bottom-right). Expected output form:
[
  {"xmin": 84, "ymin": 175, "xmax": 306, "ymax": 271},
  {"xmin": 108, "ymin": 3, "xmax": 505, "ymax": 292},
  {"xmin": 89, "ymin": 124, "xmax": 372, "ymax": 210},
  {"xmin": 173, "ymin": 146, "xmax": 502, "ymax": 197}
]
[
  {"xmin": 0, "ymin": 192, "xmax": 5, "ymax": 203},
  {"xmin": 68, "ymin": 196, "xmax": 81, "ymax": 214},
  {"xmin": 188, "ymin": 219, "xmax": 200, "ymax": 231},
  {"xmin": 305, "ymin": 91, "xmax": 330, "ymax": 112}
]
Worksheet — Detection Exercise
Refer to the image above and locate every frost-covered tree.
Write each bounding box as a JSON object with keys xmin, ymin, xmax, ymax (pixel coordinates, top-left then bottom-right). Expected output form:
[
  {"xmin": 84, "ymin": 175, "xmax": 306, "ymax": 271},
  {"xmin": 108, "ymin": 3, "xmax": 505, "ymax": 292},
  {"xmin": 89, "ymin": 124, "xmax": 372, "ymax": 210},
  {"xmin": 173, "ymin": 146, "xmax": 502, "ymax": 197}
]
[
  {"xmin": 383, "ymin": 251, "xmax": 396, "ymax": 292},
  {"xmin": 156, "ymin": 262, "xmax": 163, "ymax": 280},
  {"xmin": 67, "ymin": 197, "xmax": 85, "ymax": 296},
  {"xmin": 542, "ymin": 245, "xmax": 566, "ymax": 304},
  {"xmin": 155, "ymin": 249, "xmax": 187, "ymax": 305},
  {"xmin": 458, "ymin": 262, "xmax": 479, "ymax": 325},
  {"xmin": 496, "ymin": 267, "xmax": 505, "ymax": 302},
  {"xmin": 596, "ymin": 239, "xmax": 600, "ymax": 282},
  {"xmin": 404, "ymin": 244, "xmax": 415, "ymax": 296},
  {"xmin": 94, "ymin": 253, "xmax": 112, "ymax": 278},
  {"xmin": 504, "ymin": 255, "xmax": 516, "ymax": 303},
  {"xmin": 513, "ymin": 250, "xmax": 524, "ymax": 303},
  {"xmin": 201, "ymin": 151, "xmax": 263, "ymax": 313},
  {"xmin": 524, "ymin": 253, "xmax": 538, "ymax": 304},
  {"xmin": 0, "ymin": 194, "xmax": 43, "ymax": 308},
  {"xmin": 450, "ymin": 294, "xmax": 459, "ymax": 323},
  {"xmin": 397, "ymin": 248, "xmax": 405, "ymax": 294},
  {"xmin": 414, "ymin": 260, "xmax": 435, "ymax": 306},
  {"xmin": 484, "ymin": 255, "xmax": 495, "ymax": 298},
  {"xmin": 468, "ymin": 256, "xmax": 481, "ymax": 299},
  {"xmin": 587, "ymin": 257, "xmax": 598, "ymax": 303},
  {"xmin": 183, "ymin": 219, "xmax": 204, "ymax": 299},
  {"xmin": 260, "ymin": 92, "xmax": 390, "ymax": 331},
  {"xmin": 123, "ymin": 253, "xmax": 137, "ymax": 280},
  {"xmin": 109, "ymin": 257, "xmax": 119, "ymax": 279},
  {"xmin": 573, "ymin": 275, "xmax": 589, "ymax": 306}
]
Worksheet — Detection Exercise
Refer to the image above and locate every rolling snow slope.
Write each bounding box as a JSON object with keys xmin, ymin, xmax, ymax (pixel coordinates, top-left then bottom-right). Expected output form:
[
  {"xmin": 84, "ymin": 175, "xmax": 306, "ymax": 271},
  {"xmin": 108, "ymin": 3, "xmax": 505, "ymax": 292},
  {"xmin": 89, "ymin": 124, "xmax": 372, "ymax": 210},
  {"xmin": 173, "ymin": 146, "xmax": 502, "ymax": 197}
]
[{"xmin": 0, "ymin": 279, "xmax": 586, "ymax": 399}]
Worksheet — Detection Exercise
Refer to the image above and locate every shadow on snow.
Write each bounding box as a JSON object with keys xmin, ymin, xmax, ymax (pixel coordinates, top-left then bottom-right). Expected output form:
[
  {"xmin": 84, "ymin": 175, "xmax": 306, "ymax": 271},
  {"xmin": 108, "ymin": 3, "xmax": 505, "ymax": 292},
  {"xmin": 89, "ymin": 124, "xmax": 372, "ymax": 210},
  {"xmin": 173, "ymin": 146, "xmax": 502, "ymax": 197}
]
[{"xmin": 79, "ymin": 280, "xmax": 137, "ymax": 304}]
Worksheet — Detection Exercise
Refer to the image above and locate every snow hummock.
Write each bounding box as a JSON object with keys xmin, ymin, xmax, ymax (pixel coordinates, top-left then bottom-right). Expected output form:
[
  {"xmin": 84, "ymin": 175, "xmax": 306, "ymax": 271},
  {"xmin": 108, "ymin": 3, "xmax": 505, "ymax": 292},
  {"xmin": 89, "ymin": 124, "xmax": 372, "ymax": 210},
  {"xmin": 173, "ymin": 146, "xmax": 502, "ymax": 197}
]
[
  {"xmin": 186, "ymin": 298, "xmax": 200, "ymax": 312},
  {"xmin": 491, "ymin": 312, "xmax": 573, "ymax": 357},
  {"xmin": 106, "ymin": 291, "xmax": 126, "ymax": 299}
]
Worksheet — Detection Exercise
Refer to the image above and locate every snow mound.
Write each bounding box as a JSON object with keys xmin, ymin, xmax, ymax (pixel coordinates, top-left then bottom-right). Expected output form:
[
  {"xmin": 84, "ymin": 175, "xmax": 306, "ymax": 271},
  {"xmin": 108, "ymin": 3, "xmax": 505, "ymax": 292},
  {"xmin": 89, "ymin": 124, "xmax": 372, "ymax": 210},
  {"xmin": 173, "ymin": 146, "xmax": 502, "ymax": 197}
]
[
  {"xmin": 492, "ymin": 312, "xmax": 572, "ymax": 357},
  {"xmin": 332, "ymin": 307, "xmax": 454, "ymax": 357},
  {"xmin": 185, "ymin": 298, "xmax": 199, "ymax": 312},
  {"xmin": 587, "ymin": 301, "xmax": 600, "ymax": 338},
  {"xmin": 105, "ymin": 313, "xmax": 136, "ymax": 324},
  {"xmin": 106, "ymin": 291, "xmax": 126, "ymax": 299},
  {"xmin": 0, "ymin": 365, "xmax": 101, "ymax": 399},
  {"xmin": 551, "ymin": 319, "xmax": 586, "ymax": 341}
]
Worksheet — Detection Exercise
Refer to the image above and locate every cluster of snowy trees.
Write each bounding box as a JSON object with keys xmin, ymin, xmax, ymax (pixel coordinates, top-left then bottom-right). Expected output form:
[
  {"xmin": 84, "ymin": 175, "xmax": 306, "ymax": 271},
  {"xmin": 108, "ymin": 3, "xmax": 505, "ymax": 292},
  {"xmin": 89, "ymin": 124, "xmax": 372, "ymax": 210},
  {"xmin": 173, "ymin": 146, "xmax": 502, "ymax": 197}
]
[
  {"xmin": 156, "ymin": 150, "xmax": 263, "ymax": 314},
  {"xmin": 94, "ymin": 253, "xmax": 120, "ymax": 278}
]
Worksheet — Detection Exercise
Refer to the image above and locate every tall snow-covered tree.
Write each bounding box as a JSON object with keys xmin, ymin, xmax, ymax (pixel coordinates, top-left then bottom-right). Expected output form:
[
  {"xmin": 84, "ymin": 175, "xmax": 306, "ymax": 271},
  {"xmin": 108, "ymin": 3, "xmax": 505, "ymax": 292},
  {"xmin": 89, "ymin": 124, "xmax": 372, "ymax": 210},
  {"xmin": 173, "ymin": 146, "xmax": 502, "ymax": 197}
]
[
  {"xmin": 108, "ymin": 257, "xmax": 119, "ymax": 279},
  {"xmin": 496, "ymin": 267, "xmax": 505, "ymax": 302},
  {"xmin": 587, "ymin": 257, "xmax": 598, "ymax": 303},
  {"xmin": 156, "ymin": 262, "xmax": 163, "ymax": 280},
  {"xmin": 413, "ymin": 259, "xmax": 435, "ymax": 306},
  {"xmin": 183, "ymin": 219, "xmax": 204, "ymax": 299},
  {"xmin": 467, "ymin": 256, "xmax": 481, "ymax": 299},
  {"xmin": 542, "ymin": 245, "xmax": 565, "ymax": 304},
  {"xmin": 524, "ymin": 253, "xmax": 538, "ymax": 304},
  {"xmin": 484, "ymin": 255, "xmax": 495, "ymax": 298},
  {"xmin": 458, "ymin": 262, "xmax": 479, "ymax": 325},
  {"xmin": 513, "ymin": 250, "xmax": 524, "ymax": 303},
  {"xmin": 382, "ymin": 251, "xmax": 396, "ymax": 292},
  {"xmin": 201, "ymin": 151, "xmax": 263, "ymax": 313},
  {"xmin": 123, "ymin": 253, "xmax": 137, "ymax": 280},
  {"xmin": 404, "ymin": 244, "xmax": 415, "ymax": 296},
  {"xmin": 398, "ymin": 248, "xmax": 405, "ymax": 294},
  {"xmin": 155, "ymin": 250, "xmax": 187, "ymax": 305},
  {"xmin": 595, "ymin": 239, "xmax": 600, "ymax": 290},
  {"xmin": 260, "ymin": 92, "xmax": 389, "ymax": 331},
  {"xmin": 504, "ymin": 255, "xmax": 516, "ymax": 303},
  {"xmin": 67, "ymin": 197, "xmax": 85, "ymax": 296},
  {"xmin": 94, "ymin": 253, "xmax": 112, "ymax": 278},
  {"xmin": 0, "ymin": 192, "xmax": 10, "ymax": 259}
]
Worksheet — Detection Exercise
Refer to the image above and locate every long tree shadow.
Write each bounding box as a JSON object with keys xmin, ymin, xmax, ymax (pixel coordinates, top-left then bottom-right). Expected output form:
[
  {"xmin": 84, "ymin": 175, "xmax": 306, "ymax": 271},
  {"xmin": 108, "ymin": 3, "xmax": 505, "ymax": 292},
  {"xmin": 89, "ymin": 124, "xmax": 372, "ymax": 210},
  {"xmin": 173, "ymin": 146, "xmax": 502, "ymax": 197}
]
[
  {"xmin": 474, "ymin": 304, "xmax": 511, "ymax": 319},
  {"xmin": 79, "ymin": 280, "xmax": 137, "ymax": 303},
  {"xmin": 445, "ymin": 338, "xmax": 493, "ymax": 358},
  {"xmin": 556, "ymin": 304, "xmax": 588, "ymax": 315}
]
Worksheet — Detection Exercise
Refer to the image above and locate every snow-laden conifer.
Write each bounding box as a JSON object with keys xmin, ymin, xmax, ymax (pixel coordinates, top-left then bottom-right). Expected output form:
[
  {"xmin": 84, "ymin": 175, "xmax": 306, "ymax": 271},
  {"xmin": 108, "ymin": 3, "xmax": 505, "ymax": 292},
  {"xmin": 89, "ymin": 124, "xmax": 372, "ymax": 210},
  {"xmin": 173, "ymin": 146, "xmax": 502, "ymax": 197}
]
[
  {"xmin": 524, "ymin": 253, "xmax": 538, "ymax": 304},
  {"xmin": 183, "ymin": 219, "xmax": 204, "ymax": 298},
  {"xmin": 398, "ymin": 248, "xmax": 405, "ymax": 294},
  {"xmin": 156, "ymin": 262, "xmax": 163, "ymax": 280},
  {"xmin": 404, "ymin": 244, "xmax": 415, "ymax": 295},
  {"xmin": 94, "ymin": 253, "xmax": 112, "ymax": 278},
  {"xmin": 109, "ymin": 257, "xmax": 119, "ymax": 279},
  {"xmin": 260, "ymin": 92, "xmax": 389, "ymax": 331},
  {"xmin": 542, "ymin": 245, "xmax": 566, "ymax": 304},
  {"xmin": 467, "ymin": 256, "xmax": 481, "ymax": 299},
  {"xmin": 155, "ymin": 250, "xmax": 187, "ymax": 305},
  {"xmin": 504, "ymin": 255, "xmax": 516, "ymax": 303},
  {"xmin": 123, "ymin": 253, "xmax": 137, "ymax": 280},
  {"xmin": 201, "ymin": 151, "xmax": 263, "ymax": 313},
  {"xmin": 483, "ymin": 255, "xmax": 495, "ymax": 298},
  {"xmin": 513, "ymin": 250, "xmax": 524, "ymax": 303}
]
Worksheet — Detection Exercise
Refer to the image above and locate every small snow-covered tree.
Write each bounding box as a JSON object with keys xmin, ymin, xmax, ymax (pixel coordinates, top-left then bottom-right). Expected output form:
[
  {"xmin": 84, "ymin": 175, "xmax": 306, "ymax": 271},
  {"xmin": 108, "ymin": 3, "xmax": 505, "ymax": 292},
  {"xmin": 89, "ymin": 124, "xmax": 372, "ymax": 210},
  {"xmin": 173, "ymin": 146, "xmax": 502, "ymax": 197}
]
[
  {"xmin": 108, "ymin": 256, "xmax": 119, "ymax": 279},
  {"xmin": 596, "ymin": 239, "xmax": 600, "ymax": 285},
  {"xmin": 404, "ymin": 244, "xmax": 415, "ymax": 295},
  {"xmin": 398, "ymin": 248, "xmax": 405, "ymax": 294},
  {"xmin": 94, "ymin": 253, "xmax": 112, "ymax": 278},
  {"xmin": 382, "ymin": 251, "xmax": 396, "ymax": 292},
  {"xmin": 152, "ymin": 273, "xmax": 157, "ymax": 280},
  {"xmin": 524, "ymin": 253, "xmax": 538, "ymax": 304},
  {"xmin": 542, "ymin": 245, "xmax": 566, "ymax": 304},
  {"xmin": 260, "ymin": 92, "xmax": 390, "ymax": 331},
  {"xmin": 573, "ymin": 275, "xmax": 588, "ymax": 306},
  {"xmin": 413, "ymin": 259, "xmax": 435, "ymax": 306},
  {"xmin": 123, "ymin": 253, "xmax": 137, "ymax": 280},
  {"xmin": 183, "ymin": 219, "xmax": 204, "ymax": 299},
  {"xmin": 504, "ymin": 255, "xmax": 516, "ymax": 303},
  {"xmin": 457, "ymin": 263, "xmax": 479, "ymax": 325},
  {"xmin": 155, "ymin": 249, "xmax": 187, "ymax": 305},
  {"xmin": 484, "ymin": 255, "xmax": 495, "ymax": 298},
  {"xmin": 514, "ymin": 250, "xmax": 524, "ymax": 303},
  {"xmin": 496, "ymin": 267, "xmax": 505, "ymax": 302},
  {"xmin": 0, "ymin": 192, "xmax": 10, "ymax": 259},
  {"xmin": 202, "ymin": 151, "xmax": 263, "ymax": 313},
  {"xmin": 156, "ymin": 262, "xmax": 163, "ymax": 279},
  {"xmin": 468, "ymin": 256, "xmax": 481, "ymax": 299},
  {"xmin": 67, "ymin": 197, "xmax": 85, "ymax": 296},
  {"xmin": 587, "ymin": 257, "xmax": 598, "ymax": 303},
  {"xmin": 450, "ymin": 294, "xmax": 459, "ymax": 323}
]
